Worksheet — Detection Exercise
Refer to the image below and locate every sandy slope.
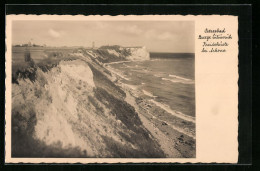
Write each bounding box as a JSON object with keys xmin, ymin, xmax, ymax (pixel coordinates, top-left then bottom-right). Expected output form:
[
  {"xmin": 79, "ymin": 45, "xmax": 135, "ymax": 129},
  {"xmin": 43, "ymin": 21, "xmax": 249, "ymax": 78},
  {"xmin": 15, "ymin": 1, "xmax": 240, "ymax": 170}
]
[
  {"xmin": 11, "ymin": 54, "xmax": 164, "ymax": 158},
  {"xmin": 11, "ymin": 47, "xmax": 195, "ymax": 158}
]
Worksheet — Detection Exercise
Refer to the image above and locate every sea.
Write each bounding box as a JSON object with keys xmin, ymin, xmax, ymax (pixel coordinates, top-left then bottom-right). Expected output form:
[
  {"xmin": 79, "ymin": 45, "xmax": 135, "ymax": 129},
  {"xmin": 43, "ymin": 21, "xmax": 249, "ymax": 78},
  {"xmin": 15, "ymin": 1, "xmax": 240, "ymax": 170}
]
[
  {"xmin": 109, "ymin": 52, "xmax": 195, "ymax": 118},
  {"xmin": 12, "ymin": 48, "xmax": 195, "ymax": 118}
]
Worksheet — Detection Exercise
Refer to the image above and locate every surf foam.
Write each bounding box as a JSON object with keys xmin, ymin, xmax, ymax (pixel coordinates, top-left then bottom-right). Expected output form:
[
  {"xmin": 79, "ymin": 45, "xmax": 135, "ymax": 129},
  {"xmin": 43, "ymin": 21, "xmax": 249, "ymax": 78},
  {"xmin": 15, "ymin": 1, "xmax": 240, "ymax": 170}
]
[
  {"xmin": 150, "ymin": 99, "xmax": 195, "ymax": 123},
  {"xmin": 169, "ymin": 74, "xmax": 192, "ymax": 81},
  {"xmin": 162, "ymin": 77, "xmax": 194, "ymax": 84},
  {"xmin": 142, "ymin": 90, "xmax": 157, "ymax": 98}
]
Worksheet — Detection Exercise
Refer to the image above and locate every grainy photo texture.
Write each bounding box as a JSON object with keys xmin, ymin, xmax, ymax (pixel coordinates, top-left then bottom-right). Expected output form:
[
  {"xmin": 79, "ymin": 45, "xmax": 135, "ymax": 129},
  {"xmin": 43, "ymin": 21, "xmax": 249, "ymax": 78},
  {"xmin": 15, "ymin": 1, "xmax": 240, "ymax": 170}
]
[{"xmin": 11, "ymin": 20, "xmax": 195, "ymax": 158}]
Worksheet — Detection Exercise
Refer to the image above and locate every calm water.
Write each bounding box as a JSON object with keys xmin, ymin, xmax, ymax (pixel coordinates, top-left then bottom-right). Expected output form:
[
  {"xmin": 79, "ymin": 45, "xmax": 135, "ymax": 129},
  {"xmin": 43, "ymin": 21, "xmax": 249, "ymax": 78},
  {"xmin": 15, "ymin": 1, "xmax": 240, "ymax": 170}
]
[{"xmin": 110, "ymin": 53, "xmax": 195, "ymax": 117}]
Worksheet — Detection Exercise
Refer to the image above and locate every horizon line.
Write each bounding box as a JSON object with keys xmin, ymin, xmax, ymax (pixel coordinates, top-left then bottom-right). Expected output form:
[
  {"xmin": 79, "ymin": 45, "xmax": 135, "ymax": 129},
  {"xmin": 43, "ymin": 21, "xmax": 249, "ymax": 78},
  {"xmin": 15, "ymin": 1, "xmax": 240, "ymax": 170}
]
[{"xmin": 12, "ymin": 44, "xmax": 194, "ymax": 53}]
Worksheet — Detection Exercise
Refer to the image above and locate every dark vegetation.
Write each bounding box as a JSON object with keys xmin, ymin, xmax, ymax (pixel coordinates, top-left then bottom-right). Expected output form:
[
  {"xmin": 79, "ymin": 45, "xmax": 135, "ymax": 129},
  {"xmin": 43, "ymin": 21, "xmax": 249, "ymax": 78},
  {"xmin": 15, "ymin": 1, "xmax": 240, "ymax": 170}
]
[
  {"xmin": 37, "ymin": 55, "xmax": 78, "ymax": 72},
  {"xmin": 94, "ymin": 87, "xmax": 165, "ymax": 158},
  {"xmin": 12, "ymin": 50, "xmax": 78, "ymax": 84},
  {"xmin": 94, "ymin": 87, "xmax": 140, "ymax": 129},
  {"xmin": 88, "ymin": 57, "xmax": 112, "ymax": 76},
  {"xmin": 89, "ymin": 57, "xmax": 165, "ymax": 157},
  {"xmin": 12, "ymin": 49, "xmax": 89, "ymax": 157},
  {"xmin": 11, "ymin": 47, "xmax": 166, "ymax": 158},
  {"xmin": 99, "ymin": 45, "xmax": 121, "ymax": 49},
  {"xmin": 94, "ymin": 49, "xmax": 125, "ymax": 63},
  {"xmin": 88, "ymin": 62, "xmax": 126, "ymax": 100},
  {"xmin": 88, "ymin": 95, "xmax": 104, "ymax": 114},
  {"xmin": 72, "ymin": 48, "xmax": 113, "ymax": 77},
  {"xmin": 93, "ymin": 45, "xmax": 131, "ymax": 63},
  {"xmin": 102, "ymin": 134, "xmax": 164, "ymax": 158},
  {"xmin": 12, "ymin": 67, "xmax": 37, "ymax": 84}
]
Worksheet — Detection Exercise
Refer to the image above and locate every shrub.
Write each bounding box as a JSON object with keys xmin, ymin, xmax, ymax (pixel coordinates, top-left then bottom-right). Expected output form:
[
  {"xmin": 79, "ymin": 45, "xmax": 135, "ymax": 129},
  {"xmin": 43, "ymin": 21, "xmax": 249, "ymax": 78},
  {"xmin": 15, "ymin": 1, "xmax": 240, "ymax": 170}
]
[
  {"xmin": 88, "ymin": 95, "xmax": 104, "ymax": 114},
  {"xmin": 88, "ymin": 63, "xmax": 126, "ymax": 99}
]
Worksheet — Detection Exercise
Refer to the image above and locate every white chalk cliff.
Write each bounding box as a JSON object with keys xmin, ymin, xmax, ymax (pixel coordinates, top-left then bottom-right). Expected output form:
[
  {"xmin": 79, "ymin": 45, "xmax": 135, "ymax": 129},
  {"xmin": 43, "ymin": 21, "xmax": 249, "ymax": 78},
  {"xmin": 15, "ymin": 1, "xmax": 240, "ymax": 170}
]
[
  {"xmin": 12, "ymin": 48, "xmax": 163, "ymax": 158},
  {"xmin": 125, "ymin": 46, "xmax": 150, "ymax": 61}
]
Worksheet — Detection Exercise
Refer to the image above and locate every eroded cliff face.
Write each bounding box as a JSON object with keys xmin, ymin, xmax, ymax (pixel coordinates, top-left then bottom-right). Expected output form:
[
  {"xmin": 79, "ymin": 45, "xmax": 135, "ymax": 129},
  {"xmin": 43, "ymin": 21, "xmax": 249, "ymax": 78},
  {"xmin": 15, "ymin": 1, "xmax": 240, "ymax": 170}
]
[
  {"xmin": 88, "ymin": 46, "xmax": 150, "ymax": 63},
  {"xmin": 11, "ymin": 49, "xmax": 163, "ymax": 158},
  {"xmin": 124, "ymin": 46, "xmax": 150, "ymax": 61}
]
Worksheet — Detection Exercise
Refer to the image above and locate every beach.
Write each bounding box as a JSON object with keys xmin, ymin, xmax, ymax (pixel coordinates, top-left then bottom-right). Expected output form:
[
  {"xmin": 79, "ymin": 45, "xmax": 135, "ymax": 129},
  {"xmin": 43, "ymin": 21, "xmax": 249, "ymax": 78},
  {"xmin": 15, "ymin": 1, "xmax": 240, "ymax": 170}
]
[
  {"xmin": 104, "ymin": 60, "xmax": 196, "ymax": 158},
  {"xmin": 11, "ymin": 46, "xmax": 195, "ymax": 158}
]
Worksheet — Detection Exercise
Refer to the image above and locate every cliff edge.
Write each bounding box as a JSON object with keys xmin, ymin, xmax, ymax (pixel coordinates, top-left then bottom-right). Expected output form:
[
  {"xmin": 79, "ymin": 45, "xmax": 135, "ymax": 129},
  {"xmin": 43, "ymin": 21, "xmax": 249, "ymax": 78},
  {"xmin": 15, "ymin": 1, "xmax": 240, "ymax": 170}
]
[
  {"xmin": 11, "ymin": 47, "xmax": 164, "ymax": 158},
  {"xmin": 86, "ymin": 45, "xmax": 150, "ymax": 63}
]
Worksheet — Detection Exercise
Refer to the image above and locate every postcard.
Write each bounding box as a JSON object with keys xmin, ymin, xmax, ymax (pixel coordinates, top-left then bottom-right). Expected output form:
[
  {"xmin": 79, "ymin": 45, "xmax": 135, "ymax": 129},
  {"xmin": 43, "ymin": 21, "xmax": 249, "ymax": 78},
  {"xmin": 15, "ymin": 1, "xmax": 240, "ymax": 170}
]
[{"xmin": 5, "ymin": 15, "xmax": 238, "ymax": 163}]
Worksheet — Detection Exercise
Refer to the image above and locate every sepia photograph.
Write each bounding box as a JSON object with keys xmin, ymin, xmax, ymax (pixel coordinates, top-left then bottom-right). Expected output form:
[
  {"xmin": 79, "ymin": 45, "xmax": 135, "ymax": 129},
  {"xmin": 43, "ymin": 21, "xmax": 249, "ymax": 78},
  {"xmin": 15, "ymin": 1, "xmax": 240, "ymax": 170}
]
[{"xmin": 10, "ymin": 19, "xmax": 195, "ymax": 158}]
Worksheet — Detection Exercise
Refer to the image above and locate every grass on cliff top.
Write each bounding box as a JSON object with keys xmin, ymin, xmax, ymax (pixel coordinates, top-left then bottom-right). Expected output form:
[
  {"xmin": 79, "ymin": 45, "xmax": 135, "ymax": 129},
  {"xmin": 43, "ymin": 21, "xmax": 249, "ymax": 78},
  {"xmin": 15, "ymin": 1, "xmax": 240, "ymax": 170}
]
[
  {"xmin": 11, "ymin": 48, "xmax": 165, "ymax": 158},
  {"xmin": 12, "ymin": 52, "xmax": 79, "ymax": 84},
  {"xmin": 92, "ymin": 46, "xmax": 131, "ymax": 63}
]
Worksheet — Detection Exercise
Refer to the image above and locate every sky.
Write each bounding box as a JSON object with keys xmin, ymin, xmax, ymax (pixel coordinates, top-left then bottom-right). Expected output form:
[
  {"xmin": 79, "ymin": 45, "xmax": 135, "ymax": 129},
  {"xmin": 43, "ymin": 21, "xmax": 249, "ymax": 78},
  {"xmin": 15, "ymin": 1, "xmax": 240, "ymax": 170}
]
[{"xmin": 12, "ymin": 20, "xmax": 194, "ymax": 53}]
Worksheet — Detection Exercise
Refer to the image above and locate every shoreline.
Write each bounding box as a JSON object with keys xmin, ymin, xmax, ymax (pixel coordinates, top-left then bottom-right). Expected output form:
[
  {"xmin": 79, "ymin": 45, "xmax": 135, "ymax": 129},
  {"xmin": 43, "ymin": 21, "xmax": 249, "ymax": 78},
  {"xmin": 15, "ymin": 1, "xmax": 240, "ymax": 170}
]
[
  {"xmin": 11, "ymin": 50, "xmax": 195, "ymax": 158},
  {"xmin": 103, "ymin": 59, "xmax": 146, "ymax": 65},
  {"xmin": 104, "ymin": 63, "xmax": 196, "ymax": 158}
]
